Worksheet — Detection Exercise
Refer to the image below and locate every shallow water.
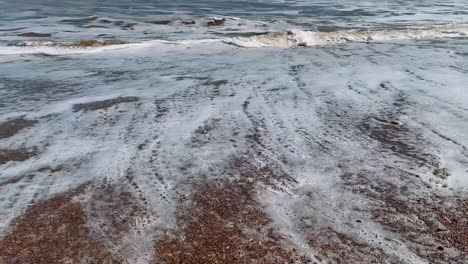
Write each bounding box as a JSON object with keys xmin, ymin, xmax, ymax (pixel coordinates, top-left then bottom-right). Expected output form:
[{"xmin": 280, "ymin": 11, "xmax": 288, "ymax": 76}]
[
  {"xmin": 1, "ymin": 1, "xmax": 468, "ymax": 263},
  {"xmin": 1, "ymin": 0, "xmax": 468, "ymax": 44}
]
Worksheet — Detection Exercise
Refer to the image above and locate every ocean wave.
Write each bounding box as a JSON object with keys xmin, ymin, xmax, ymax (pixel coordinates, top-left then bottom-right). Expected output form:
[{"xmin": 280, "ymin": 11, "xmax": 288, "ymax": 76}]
[
  {"xmin": 0, "ymin": 44, "xmax": 133, "ymax": 56},
  {"xmin": 0, "ymin": 39, "xmax": 221, "ymax": 55},
  {"xmin": 11, "ymin": 39, "xmax": 129, "ymax": 48},
  {"xmin": 224, "ymin": 22, "xmax": 468, "ymax": 48},
  {"xmin": 1, "ymin": 23, "xmax": 467, "ymax": 55}
]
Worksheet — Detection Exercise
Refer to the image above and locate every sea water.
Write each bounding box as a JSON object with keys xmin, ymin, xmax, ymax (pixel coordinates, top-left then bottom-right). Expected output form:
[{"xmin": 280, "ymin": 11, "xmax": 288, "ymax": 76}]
[{"xmin": 1, "ymin": 1, "xmax": 468, "ymax": 263}]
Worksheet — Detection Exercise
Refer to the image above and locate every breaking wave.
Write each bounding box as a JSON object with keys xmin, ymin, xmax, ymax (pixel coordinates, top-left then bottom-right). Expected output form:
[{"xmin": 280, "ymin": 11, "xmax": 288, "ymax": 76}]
[
  {"xmin": 1, "ymin": 23, "xmax": 467, "ymax": 55},
  {"xmin": 224, "ymin": 23, "xmax": 468, "ymax": 48},
  {"xmin": 0, "ymin": 39, "xmax": 221, "ymax": 55}
]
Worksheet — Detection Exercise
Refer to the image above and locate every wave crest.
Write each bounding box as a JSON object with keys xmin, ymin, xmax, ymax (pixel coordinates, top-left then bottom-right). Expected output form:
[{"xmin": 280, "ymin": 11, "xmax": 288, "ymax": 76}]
[{"xmin": 224, "ymin": 23, "xmax": 468, "ymax": 48}]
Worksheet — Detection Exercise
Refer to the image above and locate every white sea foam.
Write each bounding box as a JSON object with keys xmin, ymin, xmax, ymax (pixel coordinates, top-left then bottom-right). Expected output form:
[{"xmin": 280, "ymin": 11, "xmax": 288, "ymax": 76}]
[
  {"xmin": 2, "ymin": 23, "xmax": 468, "ymax": 56},
  {"xmin": 225, "ymin": 23, "xmax": 468, "ymax": 48},
  {"xmin": 1, "ymin": 22, "xmax": 467, "ymax": 57},
  {"xmin": 0, "ymin": 45, "xmax": 132, "ymax": 56},
  {"xmin": 0, "ymin": 39, "xmax": 222, "ymax": 55}
]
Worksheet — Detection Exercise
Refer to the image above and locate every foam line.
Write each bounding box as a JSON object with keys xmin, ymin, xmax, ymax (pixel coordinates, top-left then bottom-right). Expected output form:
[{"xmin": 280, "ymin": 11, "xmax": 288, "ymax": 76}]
[{"xmin": 225, "ymin": 23, "xmax": 468, "ymax": 48}]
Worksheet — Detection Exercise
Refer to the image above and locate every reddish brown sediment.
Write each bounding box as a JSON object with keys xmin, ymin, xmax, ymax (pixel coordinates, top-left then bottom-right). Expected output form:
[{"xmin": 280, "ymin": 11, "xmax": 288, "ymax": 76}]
[
  {"xmin": 153, "ymin": 179, "xmax": 309, "ymax": 264},
  {"xmin": 372, "ymin": 196, "xmax": 468, "ymax": 262},
  {"xmin": 436, "ymin": 202, "xmax": 468, "ymax": 252},
  {"xmin": 0, "ymin": 117, "xmax": 37, "ymax": 139},
  {"xmin": 0, "ymin": 175, "xmax": 34, "ymax": 187},
  {"xmin": 86, "ymin": 182, "xmax": 145, "ymax": 242},
  {"xmin": 13, "ymin": 39, "xmax": 129, "ymax": 48},
  {"xmin": 14, "ymin": 39, "xmax": 129, "ymax": 48},
  {"xmin": 17, "ymin": 32, "xmax": 51, "ymax": 37},
  {"xmin": 152, "ymin": 20, "xmax": 171, "ymax": 25},
  {"xmin": 188, "ymin": 118, "xmax": 222, "ymax": 147},
  {"xmin": 229, "ymin": 156, "xmax": 297, "ymax": 188},
  {"xmin": 73, "ymin": 96, "xmax": 139, "ymax": 112},
  {"xmin": 193, "ymin": 118, "xmax": 221, "ymax": 135},
  {"xmin": 0, "ymin": 185, "xmax": 121, "ymax": 264},
  {"xmin": 207, "ymin": 18, "xmax": 225, "ymax": 26},
  {"xmin": 433, "ymin": 168, "xmax": 450, "ymax": 180},
  {"xmin": 75, "ymin": 39, "xmax": 129, "ymax": 47},
  {"xmin": 308, "ymin": 227, "xmax": 387, "ymax": 263},
  {"xmin": 0, "ymin": 147, "xmax": 39, "ymax": 165},
  {"xmin": 181, "ymin": 20, "xmax": 196, "ymax": 25},
  {"xmin": 155, "ymin": 99, "xmax": 169, "ymax": 119},
  {"xmin": 342, "ymin": 172, "xmax": 468, "ymax": 262},
  {"xmin": 37, "ymin": 165, "xmax": 64, "ymax": 173},
  {"xmin": 358, "ymin": 117, "xmax": 439, "ymax": 167}
]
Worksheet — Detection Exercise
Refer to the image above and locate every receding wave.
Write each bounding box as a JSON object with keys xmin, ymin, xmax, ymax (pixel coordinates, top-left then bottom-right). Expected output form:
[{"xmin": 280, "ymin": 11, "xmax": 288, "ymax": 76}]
[{"xmin": 224, "ymin": 23, "xmax": 468, "ymax": 48}]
